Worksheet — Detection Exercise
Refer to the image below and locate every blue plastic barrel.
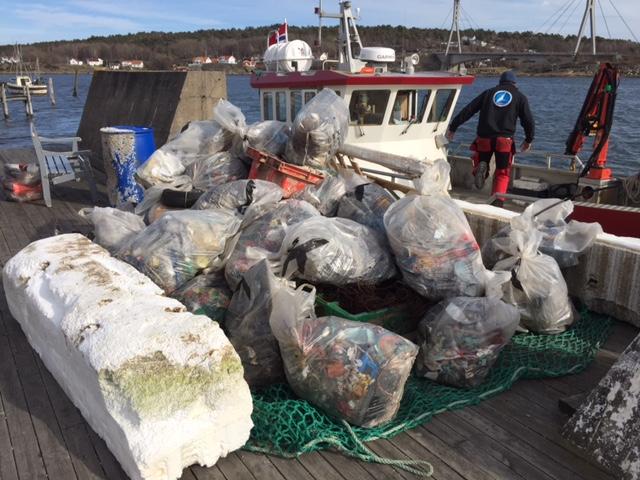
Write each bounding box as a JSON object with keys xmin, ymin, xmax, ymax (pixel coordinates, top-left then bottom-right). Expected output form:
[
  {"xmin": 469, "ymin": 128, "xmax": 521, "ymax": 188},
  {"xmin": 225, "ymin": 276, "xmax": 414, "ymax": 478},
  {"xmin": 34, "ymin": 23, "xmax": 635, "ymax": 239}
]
[
  {"xmin": 113, "ymin": 126, "xmax": 156, "ymax": 166},
  {"xmin": 100, "ymin": 126, "xmax": 156, "ymax": 206}
]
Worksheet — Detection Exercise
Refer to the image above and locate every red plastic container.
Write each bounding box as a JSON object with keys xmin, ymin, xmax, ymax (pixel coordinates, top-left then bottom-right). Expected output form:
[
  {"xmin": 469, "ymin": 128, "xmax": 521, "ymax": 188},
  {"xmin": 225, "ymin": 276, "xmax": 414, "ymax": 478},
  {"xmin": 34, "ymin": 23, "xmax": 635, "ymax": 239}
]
[{"xmin": 246, "ymin": 147, "xmax": 324, "ymax": 198}]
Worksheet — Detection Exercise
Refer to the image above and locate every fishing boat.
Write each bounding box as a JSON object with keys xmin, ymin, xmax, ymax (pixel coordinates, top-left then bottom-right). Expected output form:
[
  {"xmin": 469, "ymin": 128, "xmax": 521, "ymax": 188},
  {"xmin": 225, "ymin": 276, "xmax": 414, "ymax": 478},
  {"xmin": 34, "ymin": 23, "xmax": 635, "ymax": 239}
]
[
  {"xmin": 251, "ymin": 1, "xmax": 640, "ymax": 238},
  {"xmin": 6, "ymin": 49, "xmax": 48, "ymax": 96}
]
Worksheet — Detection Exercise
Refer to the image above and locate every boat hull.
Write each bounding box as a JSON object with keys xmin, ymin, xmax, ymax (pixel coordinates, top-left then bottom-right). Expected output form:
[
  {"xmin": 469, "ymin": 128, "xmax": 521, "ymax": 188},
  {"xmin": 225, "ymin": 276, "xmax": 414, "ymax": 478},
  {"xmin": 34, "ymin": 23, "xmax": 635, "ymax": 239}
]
[{"xmin": 6, "ymin": 83, "xmax": 48, "ymax": 95}]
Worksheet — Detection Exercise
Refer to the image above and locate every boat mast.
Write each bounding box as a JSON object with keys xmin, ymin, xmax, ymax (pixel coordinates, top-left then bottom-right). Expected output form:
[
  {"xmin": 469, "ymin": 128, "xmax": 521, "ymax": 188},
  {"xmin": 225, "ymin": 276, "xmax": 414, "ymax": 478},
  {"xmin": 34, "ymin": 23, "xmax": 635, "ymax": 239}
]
[{"xmin": 315, "ymin": 1, "xmax": 365, "ymax": 72}]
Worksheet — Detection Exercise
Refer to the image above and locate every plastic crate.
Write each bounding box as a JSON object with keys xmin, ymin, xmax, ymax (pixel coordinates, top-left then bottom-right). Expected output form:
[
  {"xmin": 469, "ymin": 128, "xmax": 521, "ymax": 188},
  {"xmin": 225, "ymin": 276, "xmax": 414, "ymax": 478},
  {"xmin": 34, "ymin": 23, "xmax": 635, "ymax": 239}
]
[
  {"xmin": 315, "ymin": 296, "xmax": 420, "ymax": 335},
  {"xmin": 246, "ymin": 147, "xmax": 324, "ymax": 198}
]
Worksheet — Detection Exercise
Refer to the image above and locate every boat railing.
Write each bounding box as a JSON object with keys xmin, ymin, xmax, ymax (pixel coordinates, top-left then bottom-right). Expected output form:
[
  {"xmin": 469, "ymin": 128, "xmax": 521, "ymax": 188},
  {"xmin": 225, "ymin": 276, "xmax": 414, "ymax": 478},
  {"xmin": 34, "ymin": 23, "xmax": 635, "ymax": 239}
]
[{"xmin": 448, "ymin": 143, "xmax": 585, "ymax": 172}]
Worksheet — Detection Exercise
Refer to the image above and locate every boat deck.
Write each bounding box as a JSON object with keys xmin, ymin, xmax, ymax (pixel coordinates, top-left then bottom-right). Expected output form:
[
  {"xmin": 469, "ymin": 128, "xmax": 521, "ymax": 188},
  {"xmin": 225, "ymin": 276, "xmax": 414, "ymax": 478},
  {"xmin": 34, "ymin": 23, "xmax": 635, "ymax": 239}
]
[{"xmin": 0, "ymin": 147, "xmax": 633, "ymax": 480}]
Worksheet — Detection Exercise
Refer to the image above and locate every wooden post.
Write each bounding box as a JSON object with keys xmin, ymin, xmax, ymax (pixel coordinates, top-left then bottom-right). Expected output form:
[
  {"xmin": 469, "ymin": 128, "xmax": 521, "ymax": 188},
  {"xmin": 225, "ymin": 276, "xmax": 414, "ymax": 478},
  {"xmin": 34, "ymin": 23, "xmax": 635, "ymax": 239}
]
[
  {"xmin": 1, "ymin": 84, "xmax": 8, "ymax": 119},
  {"xmin": 48, "ymin": 77, "xmax": 56, "ymax": 105},
  {"xmin": 72, "ymin": 69, "xmax": 78, "ymax": 97},
  {"xmin": 24, "ymin": 86, "xmax": 33, "ymax": 117}
]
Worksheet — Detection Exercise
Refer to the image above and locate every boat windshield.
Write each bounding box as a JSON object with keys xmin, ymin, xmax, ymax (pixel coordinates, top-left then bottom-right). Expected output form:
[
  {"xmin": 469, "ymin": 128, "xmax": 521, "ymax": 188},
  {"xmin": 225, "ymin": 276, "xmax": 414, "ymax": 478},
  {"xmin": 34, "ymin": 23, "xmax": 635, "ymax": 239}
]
[
  {"xmin": 349, "ymin": 90, "xmax": 390, "ymax": 125},
  {"xmin": 389, "ymin": 89, "xmax": 432, "ymax": 125}
]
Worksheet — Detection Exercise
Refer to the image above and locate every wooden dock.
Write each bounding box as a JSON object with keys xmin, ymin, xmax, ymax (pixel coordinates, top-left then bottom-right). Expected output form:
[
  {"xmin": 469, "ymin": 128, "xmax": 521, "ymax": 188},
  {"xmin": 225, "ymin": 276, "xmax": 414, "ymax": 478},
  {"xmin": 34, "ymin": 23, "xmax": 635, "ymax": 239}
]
[{"xmin": 0, "ymin": 147, "xmax": 632, "ymax": 480}]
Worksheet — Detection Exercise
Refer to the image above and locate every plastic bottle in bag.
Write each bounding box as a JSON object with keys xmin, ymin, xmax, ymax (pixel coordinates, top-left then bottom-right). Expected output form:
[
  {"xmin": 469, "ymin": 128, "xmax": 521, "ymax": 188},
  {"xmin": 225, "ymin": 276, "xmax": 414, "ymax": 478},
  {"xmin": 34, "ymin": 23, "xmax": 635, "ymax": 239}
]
[
  {"xmin": 278, "ymin": 216, "xmax": 396, "ymax": 287},
  {"xmin": 384, "ymin": 160, "xmax": 488, "ymax": 300},
  {"xmin": 117, "ymin": 209, "xmax": 242, "ymax": 294},
  {"xmin": 415, "ymin": 271, "xmax": 520, "ymax": 388},
  {"xmin": 225, "ymin": 260, "xmax": 293, "ymax": 389},
  {"xmin": 79, "ymin": 207, "xmax": 146, "ymax": 254},
  {"xmin": 270, "ymin": 283, "xmax": 418, "ymax": 427},
  {"xmin": 293, "ymin": 168, "xmax": 369, "ymax": 216},
  {"xmin": 284, "ymin": 88, "xmax": 349, "ymax": 169},
  {"xmin": 493, "ymin": 216, "xmax": 575, "ymax": 334},
  {"xmin": 225, "ymin": 199, "xmax": 320, "ymax": 289},
  {"xmin": 243, "ymin": 121, "xmax": 291, "ymax": 157}
]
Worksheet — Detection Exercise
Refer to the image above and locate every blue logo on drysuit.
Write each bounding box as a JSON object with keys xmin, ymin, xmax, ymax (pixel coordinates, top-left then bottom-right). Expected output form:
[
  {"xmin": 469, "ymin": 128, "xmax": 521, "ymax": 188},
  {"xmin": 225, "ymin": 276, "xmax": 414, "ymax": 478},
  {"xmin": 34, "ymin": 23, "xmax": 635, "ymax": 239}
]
[{"xmin": 493, "ymin": 90, "xmax": 513, "ymax": 108}]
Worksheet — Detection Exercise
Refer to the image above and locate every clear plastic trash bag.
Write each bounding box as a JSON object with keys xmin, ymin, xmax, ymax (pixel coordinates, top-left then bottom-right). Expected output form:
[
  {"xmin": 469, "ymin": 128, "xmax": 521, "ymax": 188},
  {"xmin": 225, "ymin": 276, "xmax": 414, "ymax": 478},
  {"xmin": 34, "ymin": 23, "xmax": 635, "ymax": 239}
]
[
  {"xmin": 415, "ymin": 271, "xmax": 520, "ymax": 388},
  {"xmin": 117, "ymin": 209, "xmax": 242, "ymax": 294},
  {"xmin": 137, "ymin": 120, "xmax": 232, "ymax": 186},
  {"xmin": 192, "ymin": 179, "xmax": 284, "ymax": 224},
  {"xmin": 482, "ymin": 199, "xmax": 602, "ymax": 269},
  {"xmin": 212, "ymin": 99, "xmax": 247, "ymax": 137},
  {"xmin": 384, "ymin": 160, "xmax": 487, "ymax": 300},
  {"xmin": 269, "ymin": 283, "xmax": 418, "ymax": 427},
  {"xmin": 285, "ymin": 88, "xmax": 349, "ymax": 169},
  {"xmin": 243, "ymin": 121, "xmax": 291, "ymax": 157},
  {"xmin": 170, "ymin": 270, "xmax": 232, "ymax": 322},
  {"xmin": 493, "ymin": 216, "xmax": 575, "ymax": 334},
  {"xmin": 225, "ymin": 260, "xmax": 293, "ymax": 389},
  {"xmin": 293, "ymin": 168, "xmax": 369, "ymax": 216},
  {"xmin": 186, "ymin": 151, "xmax": 248, "ymax": 192},
  {"xmin": 79, "ymin": 207, "xmax": 146, "ymax": 254},
  {"xmin": 225, "ymin": 199, "xmax": 320, "ymax": 289},
  {"xmin": 337, "ymin": 182, "xmax": 395, "ymax": 233},
  {"xmin": 278, "ymin": 216, "xmax": 396, "ymax": 287}
]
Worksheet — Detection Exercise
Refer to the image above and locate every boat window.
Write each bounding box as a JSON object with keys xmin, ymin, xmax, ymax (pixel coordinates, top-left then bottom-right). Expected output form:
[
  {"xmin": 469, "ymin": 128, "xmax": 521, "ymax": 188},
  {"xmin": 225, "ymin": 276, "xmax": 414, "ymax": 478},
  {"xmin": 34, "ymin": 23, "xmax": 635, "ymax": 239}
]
[
  {"xmin": 304, "ymin": 90, "xmax": 316, "ymax": 103},
  {"xmin": 350, "ymin": 90, "xmax": 390, "ymax": 125},
  {"xmin": 290, "ymin": 90, "xmax": 304, "ymax": 119},
  {"xmin": 428, "ymin": 89, "xmax": 456, "ymax": 123},
  {"xmin": 263, "ymin": 92, "xmax": 274, "ymax": 121},
  {"xmin": 417, "ymin": 90, "xmax": 432, "ymax": 122},
  {"xmin": 275, "ymin": 91, "xmax": 287, "ymax": 121}
]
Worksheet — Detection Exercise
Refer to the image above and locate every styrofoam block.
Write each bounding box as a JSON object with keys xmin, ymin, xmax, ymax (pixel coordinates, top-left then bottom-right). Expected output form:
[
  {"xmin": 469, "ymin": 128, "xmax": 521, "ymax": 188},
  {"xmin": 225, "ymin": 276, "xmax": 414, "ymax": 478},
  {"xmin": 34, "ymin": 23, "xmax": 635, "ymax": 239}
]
[{"xmin": 2, "ymin": 234, "xmax": 253, "ymax": 480}]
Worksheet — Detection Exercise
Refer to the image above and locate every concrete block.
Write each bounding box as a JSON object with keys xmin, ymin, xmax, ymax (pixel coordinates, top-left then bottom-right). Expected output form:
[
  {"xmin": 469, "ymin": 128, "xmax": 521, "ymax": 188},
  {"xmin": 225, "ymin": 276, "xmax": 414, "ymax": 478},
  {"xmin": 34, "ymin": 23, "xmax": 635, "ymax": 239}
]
[{"xmin": 3, "ymin": 234, "xmax": 253, "ymax": 480}]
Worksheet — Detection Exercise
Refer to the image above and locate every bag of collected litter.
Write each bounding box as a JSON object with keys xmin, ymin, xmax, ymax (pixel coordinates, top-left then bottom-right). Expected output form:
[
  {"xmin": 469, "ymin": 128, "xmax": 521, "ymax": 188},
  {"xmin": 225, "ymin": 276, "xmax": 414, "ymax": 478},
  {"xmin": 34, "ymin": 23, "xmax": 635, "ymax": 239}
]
[
  {"xmin": 293, "ymin": 169, "xmax": 368, "ymax": 216},
  {"xmin": 225, "ymin": 260, "xmax": 293, "ymax": 388},
  {"xmin": 278, "ymin": 216, "xmax": 396, "ymax": 286},
  {"xmin": 270, "ymin": 284, "xmax": 418, "ymax": 427},
  {"xmin": 212, "ymin": 99, "xmax": 247, "ymax": 138},
  {"xmin": 4, "ymin": 163, "xmax": 41, "ymax": 186},
  {"xmin": 243, "ymin": 121, "xmax": 291, "ymax": 157},
  {"xmin": 185, "ymin": 151, "xmax": 248, "ymax": 192},
  {"xmin": 192, "ymin": 179, "xmax": 283, "ymax": 224},
  {"xmin": 384, "ymin": 160, "xmax": 487, "ymax": 300},
  {"xmin": 79, "ymin": 207, "xmax": 146, "ymax": 254},
  {"xmin": 225, "ymin": 199, "xmax": 320, "ymax": 289},
  {"xmin": 482, "ymin": 199, "xmax": 602, "ymax": 269},
  {"xmin": 118, "ymin": 209, "xmax": 242, "ymax": 294},
  {"xmin": 493, "ymin": 214, "xmax": 575, "ymax": 334},
  {"xmin": 171, "ymin": 270, "xmax": 232, "ymax": 322},
  {"xmin": 415, "ymin": 271, "xmax": 520, "ymax": 388},
  {"xmin": 337, "ymin": 182, "xmax": 395, "ymax": 233},
  {"xmin": 285, "ymin": 88, "xmax": 349, "ymax": 169},
  {"xmin": 2, "ymin": 178, "xmax": 43, "ymax": 203},
  {"xmin": 137, "ymin": 121, "xmax": 232, "ymax": 186}
]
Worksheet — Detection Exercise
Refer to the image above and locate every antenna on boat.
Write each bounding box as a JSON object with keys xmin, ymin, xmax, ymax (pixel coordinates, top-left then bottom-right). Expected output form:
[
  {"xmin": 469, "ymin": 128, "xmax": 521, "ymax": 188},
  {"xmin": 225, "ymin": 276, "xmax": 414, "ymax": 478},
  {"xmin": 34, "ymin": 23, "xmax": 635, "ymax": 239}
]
[{"xmin": 315, "ymin": 0, "xmax": 323, "ymax": 51}]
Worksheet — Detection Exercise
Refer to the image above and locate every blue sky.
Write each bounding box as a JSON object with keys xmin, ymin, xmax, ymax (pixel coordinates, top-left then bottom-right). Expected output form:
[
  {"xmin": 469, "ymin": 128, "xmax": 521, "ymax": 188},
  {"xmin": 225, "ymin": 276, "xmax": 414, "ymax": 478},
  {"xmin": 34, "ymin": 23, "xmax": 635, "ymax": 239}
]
[{"xmin": 0, "ymin": 0, "xmax": 638, "ymax": 45}]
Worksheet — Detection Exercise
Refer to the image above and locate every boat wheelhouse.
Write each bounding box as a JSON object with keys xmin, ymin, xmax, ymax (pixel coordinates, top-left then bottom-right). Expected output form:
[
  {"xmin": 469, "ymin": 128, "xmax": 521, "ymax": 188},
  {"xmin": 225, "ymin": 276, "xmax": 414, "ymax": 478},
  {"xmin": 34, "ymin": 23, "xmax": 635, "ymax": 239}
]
[
  {"xmin": 7, "ymin": 74, "xmax": 48, "ymax": 95},
  {"xmin": 251, "ymin": 1, "xmax": 474, "ymax": 180}
]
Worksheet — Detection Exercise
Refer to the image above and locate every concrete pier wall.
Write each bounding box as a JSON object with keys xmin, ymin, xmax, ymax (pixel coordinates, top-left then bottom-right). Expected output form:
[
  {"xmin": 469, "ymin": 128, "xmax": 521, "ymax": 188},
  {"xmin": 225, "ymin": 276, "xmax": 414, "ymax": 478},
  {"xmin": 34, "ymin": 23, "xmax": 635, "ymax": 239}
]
[{"xmin": 76, "ymin": 71, "xmax": 226, "ymax": 172}]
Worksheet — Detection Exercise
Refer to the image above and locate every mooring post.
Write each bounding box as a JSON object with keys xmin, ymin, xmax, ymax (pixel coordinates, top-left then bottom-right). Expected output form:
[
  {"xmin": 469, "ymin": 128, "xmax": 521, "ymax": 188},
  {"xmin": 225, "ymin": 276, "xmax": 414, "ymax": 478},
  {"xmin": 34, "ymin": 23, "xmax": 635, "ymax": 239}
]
[
  {"xmin": 24, "ymin": 86, "xmax": 33, "ymax": 117},
  {"xmin": 72, "ymin": 69, "xmax": 78, "ymax": 97},
  {"xmin": 1, "ymin": 84, "xmax": 8, "ymax": 119},
  {"xmin": 49, "ymin": 77, "xmax": 56, "ymax": 105}
]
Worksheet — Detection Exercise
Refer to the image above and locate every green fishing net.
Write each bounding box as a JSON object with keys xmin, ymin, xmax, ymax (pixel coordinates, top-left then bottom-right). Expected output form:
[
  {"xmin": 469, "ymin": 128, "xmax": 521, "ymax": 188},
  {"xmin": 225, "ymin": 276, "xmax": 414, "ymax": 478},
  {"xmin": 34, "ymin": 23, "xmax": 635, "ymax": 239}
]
[{"xmin": 244, "ymin": 310, "xmax": 611, "ymax": 460}]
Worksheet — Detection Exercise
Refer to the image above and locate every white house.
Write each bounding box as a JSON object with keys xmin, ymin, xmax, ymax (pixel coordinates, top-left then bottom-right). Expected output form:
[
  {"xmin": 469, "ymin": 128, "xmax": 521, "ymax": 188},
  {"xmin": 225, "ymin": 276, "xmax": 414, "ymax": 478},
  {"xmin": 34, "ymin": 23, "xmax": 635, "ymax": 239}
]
[
  {"xmin": 86, "ymin": 58, "xmax": 103, "ymax": 67},
  {"xmin": 121, "ymin": 60, "xmax": 144, "ymax": 69},
  {"xmin": 192, "ymin": 56, "xmax": 212, "ymax": 64},
  {"xmin": 69, "ymin": 58, "xmax": 84, "ymax": 66},
  {"xmin": 218, "ymin": 55, "xmax": 236, "ymax": 65}
]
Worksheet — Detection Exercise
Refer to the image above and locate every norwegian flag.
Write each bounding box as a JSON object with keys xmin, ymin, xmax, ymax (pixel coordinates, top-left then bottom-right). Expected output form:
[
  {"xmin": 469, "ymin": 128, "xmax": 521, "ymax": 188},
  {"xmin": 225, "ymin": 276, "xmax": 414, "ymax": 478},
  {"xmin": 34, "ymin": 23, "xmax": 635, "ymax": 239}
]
[{"xmin": 268, "ymin": 21, "xmax": 288, "ymax": 46}]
